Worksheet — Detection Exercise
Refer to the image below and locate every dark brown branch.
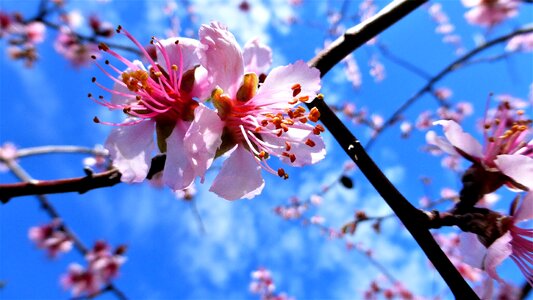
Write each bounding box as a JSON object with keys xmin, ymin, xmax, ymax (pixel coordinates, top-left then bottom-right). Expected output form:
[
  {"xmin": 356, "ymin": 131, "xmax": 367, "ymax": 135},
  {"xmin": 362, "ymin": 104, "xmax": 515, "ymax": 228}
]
[
  {"xmin": 365, "ymin": 25, "xmax": 533, "ymax": 149},
  {"xmin": 0, "ymin": 168, "xmax": 122, "ymax": 204},
  {"xmin": 306, "ymin": 0, "xmax": 478, "ymax": 298}
]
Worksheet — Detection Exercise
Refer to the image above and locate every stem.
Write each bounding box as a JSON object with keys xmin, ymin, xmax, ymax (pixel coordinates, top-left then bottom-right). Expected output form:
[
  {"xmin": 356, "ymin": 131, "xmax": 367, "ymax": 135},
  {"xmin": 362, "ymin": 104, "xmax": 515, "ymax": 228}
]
[
  {"xmin": 15, "ymin": 145, "xmax": 108, "ymax": 158},
  {"xmin": 306, "ymin": 0, "xmax": 478, "ymax": 297}
]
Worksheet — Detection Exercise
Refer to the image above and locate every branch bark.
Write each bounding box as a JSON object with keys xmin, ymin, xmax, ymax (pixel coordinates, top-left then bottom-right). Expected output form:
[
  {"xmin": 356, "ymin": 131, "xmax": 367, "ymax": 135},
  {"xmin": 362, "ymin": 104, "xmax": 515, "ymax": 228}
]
[{"xmin": 305, "ymin": 0, "xmax": 478, "ymax": 298}]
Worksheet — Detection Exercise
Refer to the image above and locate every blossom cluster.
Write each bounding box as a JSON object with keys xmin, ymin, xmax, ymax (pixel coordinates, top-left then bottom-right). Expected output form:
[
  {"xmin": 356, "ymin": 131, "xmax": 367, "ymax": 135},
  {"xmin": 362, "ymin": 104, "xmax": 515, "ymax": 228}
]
[
  {"xmin": 0, "ymin": 11, "xmax": 45, "ymax": 67},
  {"xmin": 61, "ymin": 241, "xmax": 126, "ymax": 297},
  {"xmin": 91, "ymin": 22, "xmax": 325, "ymax": 200},
  {"xmin": 427, "ymin": 97, "xmax": 532, "ymax": 287},
  {"xmin": 249, "ymin": 268, "xmax": 294, "ymax": 300},
  {"xmin": 28, "ymin": 220, "xmax": 126, "ymax": 297},
  {"xmin": 28, "ymin": 219, "xmax": 73, "ymax": 258}
]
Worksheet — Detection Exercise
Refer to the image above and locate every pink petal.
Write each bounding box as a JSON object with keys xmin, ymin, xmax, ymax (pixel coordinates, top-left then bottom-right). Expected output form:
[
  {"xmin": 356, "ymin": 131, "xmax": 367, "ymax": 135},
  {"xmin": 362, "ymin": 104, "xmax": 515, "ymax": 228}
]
[
  {"xmin": 252, "ymin": 60, "xmax": 321, "ymax": 109},
  {"xmin": 494, "ymin": 154, "xmax": 533, "ymax": 190},
  {"xmin": 184, "ymin": 104, "xmax": 224, "ymax": 182},
  {"xmin": 459, "ymin": 232, "xmax": 486, "ymax": 269},
  {"xmin": 105, "ymin": 120, "xmax": 154, "ymax": 183},
  {"xmin": 484, "ymin": 231, "xmax": 513, "ymax": 282},
  {"xmin": 433, "ymin": 120, "xmax": 483, "ymax": 162},
  {"xmin": 163, "ymin": 122, "xmax": 195, "ymax": 190},
  {"xmin": 514, "ymin": 192, "xmax": 533, "ymax": 222},
  {"xmin": 425, "ymin": 130, "xmax": 458, "ymax": 155},
  {"xmin": 157, "ymin": 37, "xmax": 201, "ymax": 72},
  {"xmin": 199, "ymin": 22, "xmax": 244, "ymax": 96},
  {"xmin": 243, "ymin": 38, "xmax": 272, "ymax": 75},
  {"xmin": 209, "ymin": 146, "xmax": 264, "ymax": 200}
]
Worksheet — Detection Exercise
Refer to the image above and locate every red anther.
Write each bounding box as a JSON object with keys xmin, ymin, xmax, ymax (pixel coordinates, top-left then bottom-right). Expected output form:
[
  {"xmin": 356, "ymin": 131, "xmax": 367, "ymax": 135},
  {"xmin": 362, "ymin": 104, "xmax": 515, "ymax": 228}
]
[
  {"xmin": 93, "ymin": 116, "xmax": 100, "ymax": 123},
  {"xmin": 308, "ymin": 107, "xmax": 320, "ymax": 122},
  {"xmin": 305, "ymin": 138, "xmax": 316, "ymax": 147},
  {"xmin": 298, "ymin": 96, "xmax": 309, "ymax": 102},
  {"xmin": 299, "ymin": 117, "xmax": 308, "ymax": 123},
  {"xmin": 280, "ymin": 123, "xmax": 289, "ymax": 132},
  {"xmin": 288, "ymin": 98, "xmax": 298, "ymax": 105},
  {"xmin": 91, "ymin": 77, "xmax": 96, "ymax": 83},
  {"xmin": 277, "ymin": 168, "xmax": 289, "ymax": 180},
  {"xmin": 313, "ymin": 124, "xmax": 325, "ymax": 135},
  {"xmin": 285, "ymin": 141, "xmax": 291, "ymax": 151},
  {"xmin": 98, "ymin": 43, "xmax": 110, "ymax": 51},
  {"xmin": 289, "ymin": 153, "xmax": 296, "ymax": 163},
  {"xmin": 291, "ymin": 83, "xmax": 301, "ymax": 97}
]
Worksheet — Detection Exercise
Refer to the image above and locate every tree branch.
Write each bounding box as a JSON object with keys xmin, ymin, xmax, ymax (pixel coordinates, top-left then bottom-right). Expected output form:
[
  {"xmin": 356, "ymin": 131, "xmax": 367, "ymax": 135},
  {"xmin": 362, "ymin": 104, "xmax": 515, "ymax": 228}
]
[
  {"xmin": 0, "ymin": 168, "xmax": 122, "ymax": 204},
  {"xmin": 305, "ymin": 0, "xmax": 478, "ymax": 298}
]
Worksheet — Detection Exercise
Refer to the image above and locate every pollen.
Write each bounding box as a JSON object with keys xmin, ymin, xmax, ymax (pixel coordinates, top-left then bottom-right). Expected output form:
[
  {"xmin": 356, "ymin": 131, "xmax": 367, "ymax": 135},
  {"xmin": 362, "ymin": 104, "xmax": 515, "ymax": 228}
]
[
  {"xmin": 298, "ymin": 96, "xmax": 309, "ymax": 102},
  {"xmin": 291, "ymin": 83, "xmax": 301, "ymax": 97},
  {"xmin": 308, "ymin": 107, "xmax": 321, "ymax": 122},
  {"xmin": 305, "ymin": 138, "xmax": 316, "ymax": 147},
  {"xmin": 313, "ymin": 124, "xmax": 325, "ymax": 135},
  {"xmin": 285, "ymin": 141, "xmax": 291, "ymax": 151}
]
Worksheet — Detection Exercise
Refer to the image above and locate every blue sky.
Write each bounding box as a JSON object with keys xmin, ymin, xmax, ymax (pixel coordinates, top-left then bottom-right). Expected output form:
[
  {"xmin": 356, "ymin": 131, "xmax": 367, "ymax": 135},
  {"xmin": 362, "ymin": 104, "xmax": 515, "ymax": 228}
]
[{"xmin": 1, "ymin": 0, "xmax": 532, "ymax": 299}]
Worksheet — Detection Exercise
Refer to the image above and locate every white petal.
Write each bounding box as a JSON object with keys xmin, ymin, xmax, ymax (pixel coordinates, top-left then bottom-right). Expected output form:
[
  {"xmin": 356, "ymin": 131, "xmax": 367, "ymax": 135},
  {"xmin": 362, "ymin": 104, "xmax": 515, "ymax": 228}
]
[
  {"xmin": 199, "ymin": 22, "xmax": 244, "ymax": 96},
  {"xmin": 243, "ymin": 38, "xmax": 272, "ymax": 74},
  {"xmin": 494, "ymin": 154, "xmax": 533, "ymax": 191},
  {"xmin": 163, "ymin": 122, "xmax": 195, "ymax": 190},
  {"xmin": 184, "ymin": 104, "xmax": 224, "ymax": 182},
  {"xmin": 484, "ymin": 232, "xmax": 513, "ymax": 282},
  {"xmin": 434, "ymin": 120, "xmax": 483, "ymax": 161},
  {"xmin": 105, "ymin": 121, "xmax": 154, "ymax": 183},
  {"xmin": 209, "ymin": 146, "xmax": 264, "ymax": 200},
  {"xmin": 253, "ymin": 60, "xmax": 321, "ymax": 109},
  {"xmin": 459, "ymin": 232, "xmax": 486, "ymax": 269}
]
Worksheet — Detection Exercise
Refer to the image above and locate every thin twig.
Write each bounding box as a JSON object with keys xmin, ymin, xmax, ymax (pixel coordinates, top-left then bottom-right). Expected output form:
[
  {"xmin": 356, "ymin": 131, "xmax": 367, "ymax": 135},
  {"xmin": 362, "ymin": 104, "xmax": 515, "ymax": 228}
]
[
  {"xmin": 365, "ymin": 25, "xmax": 533, "ymax": 149},
  {"xmin": 15, "ymin": 145, "xmax": 108, "ymax": 158}
]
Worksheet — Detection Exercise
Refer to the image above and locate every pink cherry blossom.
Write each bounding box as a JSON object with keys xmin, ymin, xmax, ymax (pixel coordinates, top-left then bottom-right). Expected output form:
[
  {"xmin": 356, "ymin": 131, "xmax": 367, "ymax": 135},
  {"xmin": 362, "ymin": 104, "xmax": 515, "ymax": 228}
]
[
  {"xmin": 461, "ymin": 192, "xmax": 533, "ymax": 286},
  {"xmin": 86, "ymin": 241, "xmax": 126, "ymax": 284},
  {"xmin": 61, "ymin": 241, "xmax": 126, "ymax": 297},
  {"xmin": 198, "ymin": 22, "xmax": 325, "ymax": 200},
  {"xmin": 61, "ymin": 263, "xmax": 101, "ymax": 296},
  {"xmin": 55, "ymin": 28, "xmax": 100, "ymax": 67},
  {"xmin": 429, "ymin": 100, "xmax": 532, "ymax": 191},
  {"xmin": 461, "ymin": 0, "xmax": 519, "ymax": 27},
  {"xmin": 250, "ymin": 267, "xmax": 294, "ymax": 300},
  {"xmin": 91, "ymin": 26, "xmax": 219, "ymax": 191},
  {"xmin": 28, "ymin": 219, "xmax": 73, "ymax": 258}
]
